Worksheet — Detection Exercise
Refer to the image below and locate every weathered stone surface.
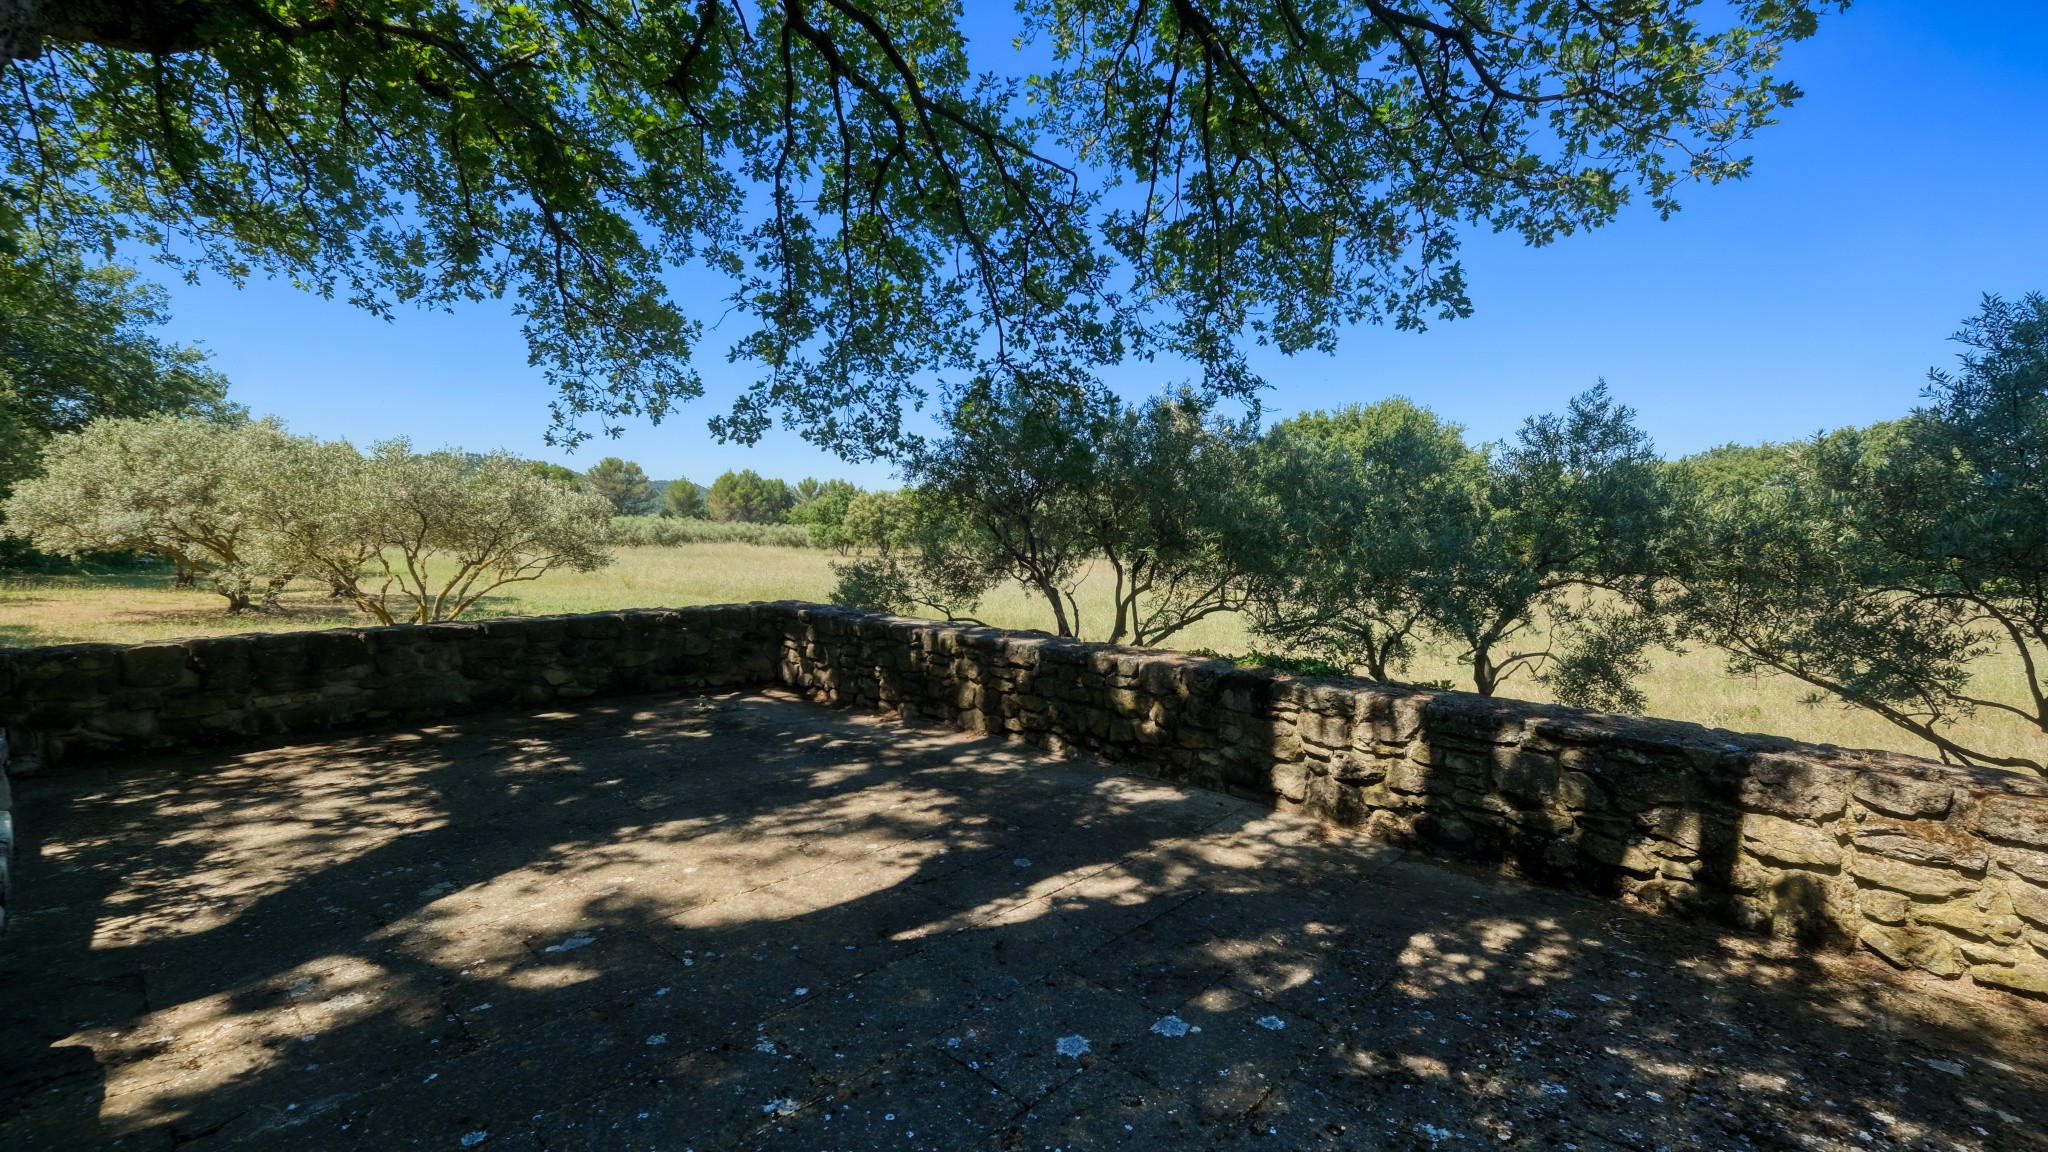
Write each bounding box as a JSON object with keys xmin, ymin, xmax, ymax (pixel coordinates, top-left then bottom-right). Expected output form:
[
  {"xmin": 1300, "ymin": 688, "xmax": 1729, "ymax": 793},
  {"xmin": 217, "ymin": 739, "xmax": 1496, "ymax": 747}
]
[
  {"xmin": 1852, "ymin": 772, "xmax": 1953, "ymax": 818},
  {"xmin": 1741, "ymin": 815, "xmax": 1842, "ymax": 869},
  {"xmin": 1494, "ymin": 753, "xmax": 1560, "ymax": 805},
  {"xmin": 1995, "ymin": 846, "xmax": 2048, "ymax": 886},
  {"xmin": 1859, "ymin": 922, "xmax": 1965, "ymax": 977},
  {"xmin": 2009, "ymin": 877, "xmax": 2048, "ymax": 930},
  {"xmin": 1856, "ymin": 887, "xmax": 1910, "ymax": 925},
  {"xmin": 1977, "ymin": 797, "xmax": 2048, "ymax": 849},
  {"xmin": 1739, "ymin": 756, "xmax": 1849, "ymax": 821},
  {"xmin": 1913, "ymin": 893, "xmax": 2024, "ymax": 943},
  {"xmin": 1971, "ymin": 962, "xmax": 2048, "ymax": 996},
  {"xmin": 1852, "ymin": 825, "xmax": 1988, "ymax": 873},
  {"xmin": 1852, "ymin": 856, "xmax": 1978, "ymax": 900}
]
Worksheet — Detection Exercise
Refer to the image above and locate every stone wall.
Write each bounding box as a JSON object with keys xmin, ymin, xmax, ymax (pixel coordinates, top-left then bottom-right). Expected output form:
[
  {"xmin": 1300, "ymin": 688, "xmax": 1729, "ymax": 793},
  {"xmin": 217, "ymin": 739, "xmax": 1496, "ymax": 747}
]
[
  {"xmin": 3, "ymin": 602, "xmax": 2046, "ymax": 999},
  {"xmin": 771, "ymin": 605, "xmax": 2048, "ymax": 998},
  {"xmin": 0, "ymin": 604, "xmax": 778, "ymax": 770}
]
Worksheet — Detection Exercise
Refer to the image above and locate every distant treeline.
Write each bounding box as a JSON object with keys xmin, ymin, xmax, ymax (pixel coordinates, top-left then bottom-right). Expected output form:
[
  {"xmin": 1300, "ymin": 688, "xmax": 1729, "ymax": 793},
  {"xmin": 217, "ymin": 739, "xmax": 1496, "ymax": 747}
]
[{"xmin": 559, "ymin": 458, "xmax": 866, "ymax": 546}]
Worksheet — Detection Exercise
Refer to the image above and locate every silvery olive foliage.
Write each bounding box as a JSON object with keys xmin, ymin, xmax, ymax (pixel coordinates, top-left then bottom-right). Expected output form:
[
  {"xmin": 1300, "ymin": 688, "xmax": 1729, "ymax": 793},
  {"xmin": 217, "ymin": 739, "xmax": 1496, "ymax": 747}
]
[{"xmin": 1, "ymin": 415, "xmax": 615, "ymax": 621}]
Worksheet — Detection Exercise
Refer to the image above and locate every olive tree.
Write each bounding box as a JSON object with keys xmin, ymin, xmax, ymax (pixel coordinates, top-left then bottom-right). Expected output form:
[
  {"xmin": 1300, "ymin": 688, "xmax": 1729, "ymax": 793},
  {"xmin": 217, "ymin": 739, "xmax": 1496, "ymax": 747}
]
[
  {"xmin": 321, "ymin": 445, "xmax": 616, "ymax": 624},
  {"xmin": 1667, "ymin": 294, "xmax": 2048, "ymax": 770},
  {"xmin": 836, "ymin": 378, "xmax": 1256, "ymax": 643},
  {"xmin": 2, "ymin": 413, "xmax": 295, "ymax": 609},
  {"xmin": 1245, "ymin": 399, "xmax": 1479, "ymax": 682},
  {"xmin": 3, "ymin": 415, "xmax": 616, "ymax": 622},
  {"xmin": 5, "ymin": 2, "xmax": 1836, "ymax": 455},
  {"xmin": 897, "ymin": 373, "xmax": 1102, "ymax": 636},
  {"xmin": 1426, "ymin": 385, "xmax": 1671, "ymax": 707},
  {"xmin": 831, "ymin": 488, "xmax": 998, "ymax": 622},
  {"xmin": 1087, "ymin": 393, "xmax": 1256, "ymax": 646}
]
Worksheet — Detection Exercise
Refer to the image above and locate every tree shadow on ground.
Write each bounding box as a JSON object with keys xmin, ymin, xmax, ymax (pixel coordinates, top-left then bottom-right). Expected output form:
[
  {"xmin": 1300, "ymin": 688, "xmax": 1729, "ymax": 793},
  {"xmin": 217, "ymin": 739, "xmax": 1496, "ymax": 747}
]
[{"xmin": 0, "ymin": 691, "xmax": 2042, "ymax": 1152}]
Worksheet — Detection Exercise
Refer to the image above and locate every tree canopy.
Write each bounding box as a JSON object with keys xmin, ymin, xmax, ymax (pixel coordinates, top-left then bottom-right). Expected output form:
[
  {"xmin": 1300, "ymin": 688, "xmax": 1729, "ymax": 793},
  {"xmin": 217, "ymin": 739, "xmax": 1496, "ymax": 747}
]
[
  {"xmin": 4, "ymin": 0, "xmax": 1837, "ymax": 456},
  {"xmin": 0, "ymin": 239, "xmax": 234, "ymax": 499},
  {"xmin": 2, "ymin": 415, "xmax": 615, "ymax": 619},
  {"xmin": 1667, "ymin": 294, "xmax": 2048, "ymax": 771}
]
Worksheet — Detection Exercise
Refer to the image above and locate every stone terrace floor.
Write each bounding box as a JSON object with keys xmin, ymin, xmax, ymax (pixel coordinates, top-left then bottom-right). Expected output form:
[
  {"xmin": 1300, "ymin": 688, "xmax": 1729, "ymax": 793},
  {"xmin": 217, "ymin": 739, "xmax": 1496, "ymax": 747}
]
[{"xmin": 2, "ymin": 694, "xmax": 2045, "ymax": 1152}]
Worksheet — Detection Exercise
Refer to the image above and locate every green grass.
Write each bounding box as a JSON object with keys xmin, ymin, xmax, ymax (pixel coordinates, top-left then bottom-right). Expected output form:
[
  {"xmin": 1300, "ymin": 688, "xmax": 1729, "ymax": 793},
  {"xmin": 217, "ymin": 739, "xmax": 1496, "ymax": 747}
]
[{"xmin": 3, "ymin": 543, "xmax": 2039, "ymax": 769}]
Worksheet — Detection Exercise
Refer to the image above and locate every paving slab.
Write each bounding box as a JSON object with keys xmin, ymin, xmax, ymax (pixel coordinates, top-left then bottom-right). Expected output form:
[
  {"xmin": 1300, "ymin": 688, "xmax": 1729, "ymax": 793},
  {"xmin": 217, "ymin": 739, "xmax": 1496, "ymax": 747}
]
[{"xmin": 1, "ymin": 691, "xmax": 2044, "ymax": 1152}]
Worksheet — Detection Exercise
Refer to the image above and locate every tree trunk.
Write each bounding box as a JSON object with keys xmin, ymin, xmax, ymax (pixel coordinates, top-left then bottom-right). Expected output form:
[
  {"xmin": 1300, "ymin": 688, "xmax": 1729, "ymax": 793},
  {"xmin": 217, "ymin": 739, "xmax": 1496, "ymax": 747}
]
[
  {"xmin": 1471, "ymin": 644, "xmax": 1499, "ymax": 696},
  {"xmin": 1035, "ymin": 578, "xmax": 1073, "ymax": 637}
]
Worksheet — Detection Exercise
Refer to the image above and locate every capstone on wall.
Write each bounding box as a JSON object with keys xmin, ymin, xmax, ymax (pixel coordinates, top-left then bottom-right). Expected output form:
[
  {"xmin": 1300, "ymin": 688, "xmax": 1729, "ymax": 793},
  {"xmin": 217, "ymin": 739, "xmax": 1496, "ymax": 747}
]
[{"xmin": 2, "ymin": 601, "xmax": 2045, "ymax": 999}]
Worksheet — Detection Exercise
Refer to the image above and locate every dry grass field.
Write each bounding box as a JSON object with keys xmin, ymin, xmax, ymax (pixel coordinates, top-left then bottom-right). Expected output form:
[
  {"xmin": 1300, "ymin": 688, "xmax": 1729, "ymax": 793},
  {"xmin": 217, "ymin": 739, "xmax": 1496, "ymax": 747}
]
[{"xmin": 2, "ymin": 543, "xmax": 2038, "ymax": 769}]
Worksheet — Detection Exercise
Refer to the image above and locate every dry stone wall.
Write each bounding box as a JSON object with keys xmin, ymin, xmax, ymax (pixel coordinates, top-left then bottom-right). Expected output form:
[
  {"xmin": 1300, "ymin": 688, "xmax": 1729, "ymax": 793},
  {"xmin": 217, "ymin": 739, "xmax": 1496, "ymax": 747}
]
[
  {"xmin": 3, "ymin": 601, "xmax": 2046, "ymax": 1000},
  {"xmin": 770, "ymin": 605, "xmax": 2048, "ymax": 999}
]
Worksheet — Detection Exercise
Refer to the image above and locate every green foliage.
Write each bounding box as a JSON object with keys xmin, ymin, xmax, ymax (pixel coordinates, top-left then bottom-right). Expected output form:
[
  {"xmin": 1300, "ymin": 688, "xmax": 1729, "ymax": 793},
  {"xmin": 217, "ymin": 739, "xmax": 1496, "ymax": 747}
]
[
  {"xmin": 1, "ymin": 415, "xmax": 614, "ymax": 621},
  {"xmin": 1245, "ymin": 399, "xmax": 1479, "ymax": 681},
  {"xmin": 786, "ymin": 478, "xmax": 864, "ymax": 547},
  {"xmin": 1667, "ymin": 294, "xmax": 2048, "ymax": 770},
  {"xmin": 663, "ymin": 478, "xmax": 708, "ymax": 519},
  {"xmin": 1186, "ymin": 648, "xmax": 1349, "ymax": 679},
  {"xmin": 707, "ymin": 470, "xmax": 795, "ymax": 524},
  {"xmin": 1087, "ymin": 393, "xmax": 1257, "ymax": 645},
  {"xmin": 6, "ymin": 2, "xmax": 1835, "ymax": 454},
  {"xmin": 1433, "ymin": 384, "xmax": 1673, "ymax": 701},
  {"xmin": 830, "ymin": 489, "xmax": 998, "ymax": 621},
  {"xmin": 859, "ymin": 375, "xmax": 1254, "ymax": 643},
  {"xmin": 334, "ymin": 446, "xmax": 615, "ymax": 624},
  {"xmin": 609, "ymin": 516, "xmax": 813, "ymax": 548},
  {"xmin": 0, "ymin": 414, "xmax": 299, "ymax": 609},
  {"xmin": 1240, "ymin": 386, "xmax": 1670, "ymax": 705},
  {"xmin": 0, "ymin": 240, "xmax": 235, "ymax": 502},
  {"xmin": 524, "ymin": 461, "xmax": 582, "ymax": 488},
  {"xmin": 582, "ymin": 457, "xmax": 656, "ymax": 515},
  {"xmin": 895, "ymin": 372, "xmax": 1106, "ymax": 636}
]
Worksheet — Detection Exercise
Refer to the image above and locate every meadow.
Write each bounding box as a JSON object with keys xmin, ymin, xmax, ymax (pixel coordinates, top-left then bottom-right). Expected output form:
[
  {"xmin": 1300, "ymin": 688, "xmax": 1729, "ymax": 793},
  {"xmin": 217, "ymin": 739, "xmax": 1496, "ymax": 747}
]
[{"xmin": 1, "ymin": 543, "xmax": 2037, "ymax": 769}]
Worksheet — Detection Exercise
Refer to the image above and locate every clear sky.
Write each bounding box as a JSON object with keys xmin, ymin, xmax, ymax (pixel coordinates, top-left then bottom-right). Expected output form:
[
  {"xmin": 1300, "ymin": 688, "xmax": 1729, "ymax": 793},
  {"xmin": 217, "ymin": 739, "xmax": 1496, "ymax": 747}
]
[{"xmin": 140, "ymin": 2, "xmax": 2048, "ymax": 487}]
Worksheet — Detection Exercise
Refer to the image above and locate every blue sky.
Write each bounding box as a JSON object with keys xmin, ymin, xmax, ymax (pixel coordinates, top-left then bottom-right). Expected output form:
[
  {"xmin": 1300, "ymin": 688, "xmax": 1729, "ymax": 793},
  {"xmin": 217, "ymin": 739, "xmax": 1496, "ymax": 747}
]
[{"xmin": 143, "ymin": 2, "xmax": 2048, "ymax": 487}]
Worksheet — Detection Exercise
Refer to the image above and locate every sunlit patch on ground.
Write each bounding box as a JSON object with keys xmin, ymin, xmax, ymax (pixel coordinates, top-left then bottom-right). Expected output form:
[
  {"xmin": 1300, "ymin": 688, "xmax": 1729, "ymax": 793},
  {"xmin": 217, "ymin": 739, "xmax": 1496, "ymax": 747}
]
[{"xmin": 2, "ymin": 691, "xmax": 2044, "ymax": 1150}]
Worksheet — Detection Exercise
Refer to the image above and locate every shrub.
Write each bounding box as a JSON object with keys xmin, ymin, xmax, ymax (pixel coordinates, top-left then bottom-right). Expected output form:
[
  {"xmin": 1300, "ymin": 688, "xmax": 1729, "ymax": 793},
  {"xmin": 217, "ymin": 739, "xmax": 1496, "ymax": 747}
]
[{"xmin": 609, "ymin": 516, "xmax": 816, "ymax": 548}]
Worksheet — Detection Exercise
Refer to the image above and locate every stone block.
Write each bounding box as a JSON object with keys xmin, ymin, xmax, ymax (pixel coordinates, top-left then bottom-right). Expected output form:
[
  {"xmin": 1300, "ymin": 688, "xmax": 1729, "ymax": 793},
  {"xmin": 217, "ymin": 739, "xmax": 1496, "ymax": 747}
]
[
  {"xmin": 1913, "ymin": 895, "xmax": 2023, "ymax": 944},
  {"xmin": 1299, "ymin": 711, "xmax": 1349, "ymax": 750},
  {"xmin": 2007, "ymin": 877, "xmax": 2048, "ymax": 930},
  {"xmin": 1557, "ymin": 771, "xmax": 1605, "ymax": 812},
  {"xmin": 1851, "ymin": 856, "xmax": 1977, "ymax": 900},
  {"xmin": 1859, "ymin": 922, "xmax": 1964, "ymax": 977},
  {"xmin": 1851, "ymin": 825, "xmax": 1986, "ymax": 873},
  {"xmin": 1856, "ymin": 887, "xmax": 1910, "ymax": 925},
  {"xmin": 1739, "ymin": 756, "xmax": 1849, "ymax": 821},
  {"xmin": 1386, "ymin": 758, "xmax": 1452, "ymax": 796},
  {"xmin": 1852, "ymin": 773, "xmax": 1953, "ymax": 819},
  {"xmin": 1993, "ymin": 846, "xmax": 2048, "ymax": 886},
  {"xmin": 119, "ymin": 643, "xmax": 191, "ymax": 689},
  {"xmin": 1975, "ymin": 796, "xmax": 2048, "ymax": 849},
  {"xmin": 1741, "ymin": 815, "xmax": 1841, "ymax": 869},
  {"xmin": 1494, "ymin": 753, "xmax": 1560, "ymax": 806},
  {"xmin": 1270, "ymin": 759, "xmax": 1311, "ymax": 804},
  {"xmin": 1970, "ymin": 962, "xmax": 2048, "ymax": 996}
]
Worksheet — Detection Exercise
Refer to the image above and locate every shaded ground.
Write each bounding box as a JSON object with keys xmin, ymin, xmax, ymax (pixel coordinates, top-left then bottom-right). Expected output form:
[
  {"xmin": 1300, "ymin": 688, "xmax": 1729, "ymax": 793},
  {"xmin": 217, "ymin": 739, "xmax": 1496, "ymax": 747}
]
[{"xmin": 1, "ymin": 692, "xmax": 2043, "ymax": 1152}]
